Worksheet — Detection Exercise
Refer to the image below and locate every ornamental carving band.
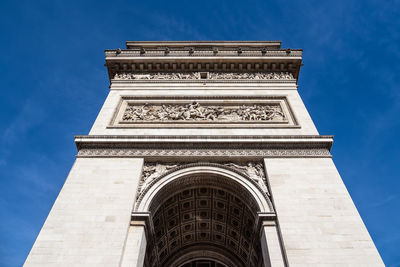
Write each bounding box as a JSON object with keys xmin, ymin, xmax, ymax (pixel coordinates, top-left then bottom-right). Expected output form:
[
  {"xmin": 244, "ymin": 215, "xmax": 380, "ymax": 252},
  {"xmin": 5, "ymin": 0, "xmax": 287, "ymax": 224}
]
[
  {"xmin": 76, "ymin": 148, "xmax": 332, "ymax": 157},
  {"xmin": 137, "ymin": 162, "xmax": 269, "ymax": 196},
  {"xmin": 122, "ymin": 102, "xmax": 286, "ymax": 122},
  {"xmin": 135, "ymin": 162, "xmax": 271, "ymax": 208},
  {"xmin": 114, "ymin": 72, "xmax": 294, "ymax": 80}
]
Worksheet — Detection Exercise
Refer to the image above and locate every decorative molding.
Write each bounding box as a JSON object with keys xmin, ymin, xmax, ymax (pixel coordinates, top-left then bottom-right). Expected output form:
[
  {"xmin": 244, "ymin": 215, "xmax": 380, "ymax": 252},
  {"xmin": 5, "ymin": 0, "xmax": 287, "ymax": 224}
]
[
  {"xmin": 113, "ymin": 72, "xmax": 294, "ymax": 80},
  {"xmin": 105, "ymin": 49, "xmax": 302, "ymax": 58},
  {"xmin": 74, "ymin": 135, "xmax": 333, "ymax": 158},
  {"xmin": 105, "ymin": 41, "xmax": 303, "ymax": 82},
  {"xmin": 135, "ymin": 162, "xmax": 273, "ymax": 212},
  {"xmin": 74, "ymin": 135, "xmax": 333, "ymax": 159},
  {"xmin": 136, "ymin": 162, "xmax": 270, "ymax": 204},
  {"xmin": 110, "ymin": 78, "xmax": 297, "ymax": 84},
  {"xmin": 121, "ymin": 102, "xmax": 286, "ymax": 123},
  {"xmin": 77, "ymin": 148, "xmax": 331, "ymax": 158},
  {"xmin": 75, "ymin": 134, "xmax": 334, "ymax": 141}
]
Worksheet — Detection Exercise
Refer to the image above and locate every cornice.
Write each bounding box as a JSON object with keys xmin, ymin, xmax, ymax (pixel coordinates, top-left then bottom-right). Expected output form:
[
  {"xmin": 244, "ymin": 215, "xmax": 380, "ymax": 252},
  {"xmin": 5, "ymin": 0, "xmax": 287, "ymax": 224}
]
[
  {"xmin": 105, "ymin": 41, "xmax": 303, "ymax": 83},
  {"xmin": 74, "ymin": 135, "xmax": 333, "ymax": 158},
  {"xmin": 75, "ymin": 134, "xmax": 333, "ymax": 142},
  {"xmin": 105, "ymin": 52, "xmax": 302, "ymax": 58},
  {"xmin": 125, "ymin": 41, "xmax": 282, "ymax": 49}
]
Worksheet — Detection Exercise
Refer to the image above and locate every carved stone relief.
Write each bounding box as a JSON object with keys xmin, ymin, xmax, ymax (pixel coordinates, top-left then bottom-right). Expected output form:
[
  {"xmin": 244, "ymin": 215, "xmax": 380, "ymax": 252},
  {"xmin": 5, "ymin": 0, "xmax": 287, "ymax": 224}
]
[
  {"xmin": 223, "ymin": 162, "xmax": 270, "ymax": 196},
  {"xmin": 113, "ymin": 72, "xmax": 294, "ymax": 80},
  {"xmin": 110, "ymin": 96, "xmax": 298, "ymax": 128},
  {"xmin": 122, "ymin": 102, "xmax": 285, "ymax": 122},
  {"xmin": 138, "ymin": 163, "xmax": 178, "ymax": 195},
  {"xmin": 208, "ymin": 72, "xmax": 294, "ymax": 80},
  {"xmin": 136, "ymin": 162, "xmax": 270, "ymax": 204}
]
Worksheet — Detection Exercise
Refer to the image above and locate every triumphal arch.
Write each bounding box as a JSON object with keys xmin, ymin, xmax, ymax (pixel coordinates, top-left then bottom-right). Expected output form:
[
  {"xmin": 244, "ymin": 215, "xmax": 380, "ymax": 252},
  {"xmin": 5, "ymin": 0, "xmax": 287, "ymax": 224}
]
[{"xmin": 25, "ymin": 41, "xmax": 383, "ymax": 266}]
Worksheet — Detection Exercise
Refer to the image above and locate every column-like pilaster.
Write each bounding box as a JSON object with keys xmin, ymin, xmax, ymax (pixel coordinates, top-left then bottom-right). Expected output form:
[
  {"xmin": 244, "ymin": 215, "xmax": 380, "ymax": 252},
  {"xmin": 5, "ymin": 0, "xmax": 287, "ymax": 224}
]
[
  {"xmin": 121, "ymin": 212, "xmax": 149, "ymax": 267},
  {"xmin": 259, "ymin": 213, "xmax": 285, "ymax": 267},
  {"xmin": 24, "ymin": 158, "xmax": 144, "ymax": 267},
  {"xmin": 264, "ymin": 158, "xmax": 384, "ymax": 265}
]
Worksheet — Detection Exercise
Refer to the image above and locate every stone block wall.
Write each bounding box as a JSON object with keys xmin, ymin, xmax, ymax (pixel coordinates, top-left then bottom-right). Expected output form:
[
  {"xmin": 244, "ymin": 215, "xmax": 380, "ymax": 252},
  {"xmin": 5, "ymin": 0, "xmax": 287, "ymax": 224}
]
[
  {"xmin": 24, "ymin": 158, "xmax": 143, "ymax": 267},
  {"xmin": 265, "ymin": 158, "xmax": 384, "ymax": 266}
]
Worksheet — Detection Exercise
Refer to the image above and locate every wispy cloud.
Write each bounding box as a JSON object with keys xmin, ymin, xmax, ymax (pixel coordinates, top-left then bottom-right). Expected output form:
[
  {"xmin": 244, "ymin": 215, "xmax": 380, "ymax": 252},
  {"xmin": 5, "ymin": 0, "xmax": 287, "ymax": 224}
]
[
  {"xmin": 1, "ymin": 97, "xmax": 46, "ymax": 146},
  {"xmin": 370, "ymin": 194, "xmax": 399, "ymax": 208}
]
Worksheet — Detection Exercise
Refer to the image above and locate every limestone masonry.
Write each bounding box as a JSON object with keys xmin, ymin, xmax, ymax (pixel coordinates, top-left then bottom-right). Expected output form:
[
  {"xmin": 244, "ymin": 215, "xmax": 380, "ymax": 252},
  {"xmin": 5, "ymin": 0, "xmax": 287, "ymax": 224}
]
[{"xmin": 24, "ymin": 41, "xmax": 384, "ymax": 267}]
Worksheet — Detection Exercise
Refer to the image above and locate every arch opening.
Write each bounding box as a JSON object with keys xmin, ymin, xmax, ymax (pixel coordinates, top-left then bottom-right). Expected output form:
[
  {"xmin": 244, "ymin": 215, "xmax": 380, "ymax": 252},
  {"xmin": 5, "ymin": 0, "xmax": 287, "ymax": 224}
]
[
  {"xmin": 180, "ymin": 259, "xmax": 227, "ymax": 267},
  {"xmin": 143, "ymin": 171, "xmax": 265, "ymax": 267}
]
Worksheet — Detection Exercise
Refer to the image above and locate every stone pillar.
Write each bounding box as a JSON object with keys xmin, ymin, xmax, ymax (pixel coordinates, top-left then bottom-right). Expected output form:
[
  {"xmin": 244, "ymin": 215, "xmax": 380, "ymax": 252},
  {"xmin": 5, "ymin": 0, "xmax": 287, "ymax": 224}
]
[
  {"xmin": 121, "ymin": 213, "xmax": 149, "ymax": 267},
  {"xmin": 264, "ymin": 158, "xmax": 384, "ymax": 266},
  {"xmin": 259, "ymin": 213, "xmax": 286, "ymax": 267},
  {"xmin": 24, "ymin": 158, "xmax": 144, "ymax": 267}
]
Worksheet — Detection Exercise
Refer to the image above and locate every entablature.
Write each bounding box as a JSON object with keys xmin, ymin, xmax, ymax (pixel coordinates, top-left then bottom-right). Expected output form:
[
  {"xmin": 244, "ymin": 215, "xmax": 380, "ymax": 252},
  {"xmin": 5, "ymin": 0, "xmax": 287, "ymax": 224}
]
[
  {"xmin": 74, "ymin": 135, "xmax": 333, "ymax": 159},
  {"xmin": 105, "ymin": 41, "xmax": 303, "ymax": 83},
  {"xmin": 125, "ymin": 41, "xmax": 283, "ymax": 49}
]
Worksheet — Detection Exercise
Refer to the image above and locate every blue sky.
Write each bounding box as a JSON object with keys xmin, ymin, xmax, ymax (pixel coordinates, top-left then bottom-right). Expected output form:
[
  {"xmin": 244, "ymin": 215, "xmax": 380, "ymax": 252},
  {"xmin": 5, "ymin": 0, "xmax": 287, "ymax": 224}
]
[{"xmin": 0, "ymin": 0, "xmax": 399, "ymax": 266}]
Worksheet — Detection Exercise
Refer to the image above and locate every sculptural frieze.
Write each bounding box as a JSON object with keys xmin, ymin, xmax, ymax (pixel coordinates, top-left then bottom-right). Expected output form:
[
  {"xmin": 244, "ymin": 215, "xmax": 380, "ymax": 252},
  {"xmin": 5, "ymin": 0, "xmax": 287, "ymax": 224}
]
[
  {"xmin": 113, "ymin": 72, "xmax": 294, "ymax": 80},
  {"xmin": 224, "ymin": 162, "xmax": 270, "ymax": 195},
  {"xmin": 122, "ymin": 102, "xmax": 286, "ymax": 122},
  {"xmin": 136, "ymin": 162, "xmax": 270, "ymax": 200},
  {"xmin": 208, "ymin": 72, "xmax": 294, "ymax": 80}
]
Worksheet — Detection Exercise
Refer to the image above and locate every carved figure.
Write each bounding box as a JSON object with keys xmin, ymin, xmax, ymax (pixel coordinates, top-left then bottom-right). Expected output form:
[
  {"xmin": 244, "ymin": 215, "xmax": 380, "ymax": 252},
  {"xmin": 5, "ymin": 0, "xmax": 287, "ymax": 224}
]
[
  {"xmin": 225, "ymin": 163, "xmax": 270, "ymax": 195},
  {"xmin": 122, "ymin": 102, "xmax": 286, "ymax": 122},
  {"xmin": 139, "ymin": 164, "xmax": 178, "ymax": 194},
  {"xmin": 114, "ymin": 72, "xmax": 294, "ymax": 80}
]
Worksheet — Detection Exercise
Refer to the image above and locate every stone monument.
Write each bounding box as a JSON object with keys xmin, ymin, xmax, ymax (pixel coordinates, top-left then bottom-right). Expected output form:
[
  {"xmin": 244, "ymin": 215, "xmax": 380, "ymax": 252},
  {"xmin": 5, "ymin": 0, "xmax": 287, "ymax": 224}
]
[{"xmin": 24, "ymin": 41, "xmax": 384, "ymax": 266}]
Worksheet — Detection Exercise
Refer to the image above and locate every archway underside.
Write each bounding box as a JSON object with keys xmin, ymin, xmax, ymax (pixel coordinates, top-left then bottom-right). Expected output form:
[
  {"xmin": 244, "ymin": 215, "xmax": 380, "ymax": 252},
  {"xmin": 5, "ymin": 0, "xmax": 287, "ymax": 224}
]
[
  {"xmin": 144, "ymin": 174, "xmax": 264, "ymax": 267},
  {"xmin": 180, "ymin": 259, "xmax": 226, "ymax": 267}
]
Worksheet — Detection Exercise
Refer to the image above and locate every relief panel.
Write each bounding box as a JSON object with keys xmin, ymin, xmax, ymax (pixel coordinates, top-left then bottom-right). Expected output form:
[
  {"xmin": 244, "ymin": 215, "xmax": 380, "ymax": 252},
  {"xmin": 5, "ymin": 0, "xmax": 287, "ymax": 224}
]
[
  {"xmin": 109, "ymin": 96, "xmax": 298, "ymax": 128},
  {"xmin": 113, "ymin": 71, "xmax": 295, "ymax": 80}
]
